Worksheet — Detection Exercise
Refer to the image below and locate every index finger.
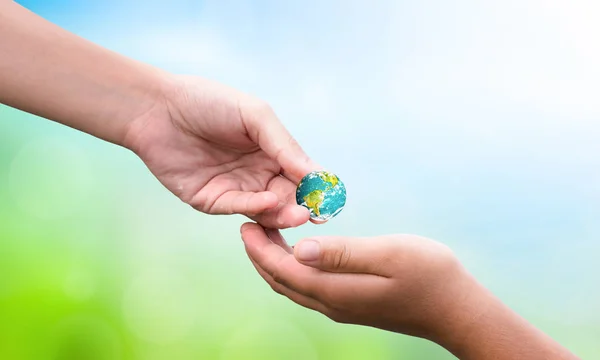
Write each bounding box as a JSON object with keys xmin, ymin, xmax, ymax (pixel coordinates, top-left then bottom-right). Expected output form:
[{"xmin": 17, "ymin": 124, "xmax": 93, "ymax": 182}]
[
  {"xmin": 240, "ymin": 222, "xmax": 326, "ymax": 298},
  {"xmin": 240, "ymin": 101, "xmax": 321, "ymax": 183}
]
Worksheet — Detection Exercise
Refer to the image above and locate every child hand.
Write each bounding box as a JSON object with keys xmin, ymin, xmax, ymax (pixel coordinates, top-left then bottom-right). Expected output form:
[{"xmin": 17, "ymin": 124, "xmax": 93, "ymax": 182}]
[
  {"xmin": 240, "ymin": 222, "xmax": 465, "ymax": 339},
  {"xmin": 241, "ymin": 223, "xmax": 579, "ymax": 360}
]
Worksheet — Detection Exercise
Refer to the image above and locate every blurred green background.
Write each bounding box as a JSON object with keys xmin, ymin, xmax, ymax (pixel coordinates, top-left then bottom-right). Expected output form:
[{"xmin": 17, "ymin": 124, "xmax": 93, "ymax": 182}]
[
  {"xmin": 2, "ymin": 0, "xmax": 600, "ymax": 359},
  {"xmin": 0, "ymin": 106, "xmax": 443, "ymax": 359}
]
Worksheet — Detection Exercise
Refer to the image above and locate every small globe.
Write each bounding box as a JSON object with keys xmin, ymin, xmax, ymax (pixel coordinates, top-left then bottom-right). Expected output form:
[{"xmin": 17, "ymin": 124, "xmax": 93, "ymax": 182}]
[{"xmin": 296, "ymin": 171, "xmax": 346, "ymax": 223}]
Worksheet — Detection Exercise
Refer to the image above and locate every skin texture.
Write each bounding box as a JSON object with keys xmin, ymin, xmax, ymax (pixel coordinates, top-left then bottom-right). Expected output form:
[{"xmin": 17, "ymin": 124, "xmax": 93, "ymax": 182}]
[
  {"xmin": 241, "ymin": 223, "xmax": 580, "ymax": 360},
  {"xmin": 0, "ymin": 0, "xmax": 321, "ymax": 228},
  {"xmin": 0, "ymin": 1, "xmax": 582, "ymax": 357},
  {"xmin": 125, "ymin": 76, "xmax": 321, "ymax": 228}
]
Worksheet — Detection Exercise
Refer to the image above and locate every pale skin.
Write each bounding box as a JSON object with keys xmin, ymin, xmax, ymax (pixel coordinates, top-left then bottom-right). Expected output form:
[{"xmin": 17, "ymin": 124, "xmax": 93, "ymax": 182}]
[
  {"xmin": 0, "ymin": 1, "xmax": 580, "ymax": 358},
  {"xmin": 0, "ymin": 0, "xmax": 321, "ymax": 229}
]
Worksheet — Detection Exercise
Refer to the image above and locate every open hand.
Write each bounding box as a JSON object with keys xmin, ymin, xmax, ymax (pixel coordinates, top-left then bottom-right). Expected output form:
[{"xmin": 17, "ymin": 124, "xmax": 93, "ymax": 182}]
[
  {"xmin": 240, "ymin": 222, "xmax": 468, "ymax": 339},
  {"xmin": 240, "ymin": 223, "xmax": 579, "ymax": 360},
  {"xmin": 124, "ymin": 76, "xmax": 320, "ymax": 228}
]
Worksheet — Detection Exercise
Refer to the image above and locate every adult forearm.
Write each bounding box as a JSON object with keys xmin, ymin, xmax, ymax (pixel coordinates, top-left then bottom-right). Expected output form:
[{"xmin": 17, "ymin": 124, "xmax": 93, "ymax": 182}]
[
  {"xmin": 0, "ymin": 1, "xmax": 169, "ymax": 146},
  {"xmin": 436, "ymin": 274, "xmax": 578, "ymax": 360}
]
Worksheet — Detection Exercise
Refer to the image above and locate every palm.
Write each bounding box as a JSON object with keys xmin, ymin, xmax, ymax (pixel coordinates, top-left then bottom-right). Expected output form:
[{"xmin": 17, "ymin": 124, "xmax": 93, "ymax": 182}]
[{"xmin": 127, "ymin": 76, "xmax": 316, "ymax": 228}]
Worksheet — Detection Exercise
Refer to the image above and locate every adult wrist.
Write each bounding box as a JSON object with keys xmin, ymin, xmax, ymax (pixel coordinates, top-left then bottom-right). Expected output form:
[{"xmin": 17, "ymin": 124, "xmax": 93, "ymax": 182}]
[{"xmin": 120, "ymin": 68, "xmax": 176, "ymax": 153}]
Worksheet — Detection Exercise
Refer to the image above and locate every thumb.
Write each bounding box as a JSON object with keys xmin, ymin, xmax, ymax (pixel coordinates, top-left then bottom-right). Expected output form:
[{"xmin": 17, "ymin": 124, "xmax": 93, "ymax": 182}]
[
  {"xmin": 294, "ymin": 237, "xmax": 390, "ymax": 275},
  {"xmin": 242, "ymin": 101, "xmax": 321, "ymax": 182}
]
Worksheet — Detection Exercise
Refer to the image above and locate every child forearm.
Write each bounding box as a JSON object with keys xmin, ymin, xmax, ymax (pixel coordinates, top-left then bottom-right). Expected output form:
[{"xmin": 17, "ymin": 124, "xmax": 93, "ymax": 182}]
[{"xmin": 436, "ymin": 274, "xmax": 579, "ymax": 360}]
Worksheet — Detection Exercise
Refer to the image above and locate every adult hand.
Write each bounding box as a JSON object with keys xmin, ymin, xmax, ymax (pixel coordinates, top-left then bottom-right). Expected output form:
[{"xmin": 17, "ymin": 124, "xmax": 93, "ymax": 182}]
[
  {"xmin": 241, "ymin": 223, "xmax": 578, "ymax": 360},
  {"xmin": 124, "ymin": 76, "xmax": 320, "ymax": 228},
  {"xmin": 1, "ymin": 2, "xmax": 320, "ymax": 229}
]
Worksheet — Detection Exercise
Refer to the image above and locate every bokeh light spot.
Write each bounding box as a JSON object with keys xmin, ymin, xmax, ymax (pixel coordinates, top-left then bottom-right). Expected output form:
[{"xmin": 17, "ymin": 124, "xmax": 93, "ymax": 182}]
[
  {"xmin": 8, "ymin": 138, "xmax": 93, "ymax": 220},
  {"xmin": 122, "ymin": 267, "xmax": 198, "ymax": 344},
  {"xmin": 63, "ymin": 269, "xmax": 95, "ymax": 302},
  {"xmin": 220, "ymin": 319, "xmax": 318, "ymax": 360},
  {"xmin": 48, "ymin": 314, "xmax": 121, "ymax": 360}
]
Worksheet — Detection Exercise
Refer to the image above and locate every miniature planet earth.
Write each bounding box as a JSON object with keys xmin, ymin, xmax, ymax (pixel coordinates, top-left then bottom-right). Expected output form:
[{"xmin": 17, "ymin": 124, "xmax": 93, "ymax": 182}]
[{"xmin": 296, "ymin": 170, "xmax": 346, "ymax": 223}]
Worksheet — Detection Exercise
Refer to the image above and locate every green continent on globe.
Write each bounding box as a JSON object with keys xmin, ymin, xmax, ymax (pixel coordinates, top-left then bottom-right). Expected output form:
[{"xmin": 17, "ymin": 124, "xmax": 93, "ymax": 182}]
[
  {"xmin": 296, "ymin": 170, "xmax": 346, "ymax": 222},
  {"xmin": 303, "ymin": 189, "xmax": 325, "ymax": 216},
  {"xmin": 318, "ymin": 171, "xmax": 339, "ymax": 189}
]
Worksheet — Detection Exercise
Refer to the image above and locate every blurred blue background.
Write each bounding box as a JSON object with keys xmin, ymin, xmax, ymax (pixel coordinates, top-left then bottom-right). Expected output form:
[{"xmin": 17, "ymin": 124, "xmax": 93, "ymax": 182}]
[{"xmin": 2, "ymin": 0, "xmax": 599, "ymax": 358}]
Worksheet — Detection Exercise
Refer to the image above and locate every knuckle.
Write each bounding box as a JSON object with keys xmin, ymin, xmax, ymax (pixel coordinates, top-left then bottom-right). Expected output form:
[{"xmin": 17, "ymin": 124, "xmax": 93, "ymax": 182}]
[
  {"xmin": 419, "ymin": 238, "xmax": 458, "ymax": 272},
  {"xmin": 379, "ymin": 252, "xmax": 402, "ymax": 271},
  {"xmin": 242, "ymin": 98, "xmax": 274, "ymax": 121},
  {"xmin": 370, "ymin": 256, "xmax": 390, "ymax": 275},
  {"xmin": 287, "ymin": 136, "xmax": 310, "ymax": 162},
  {"xmin": 255, "ymin": 100, "xmax": 273, "ymax": 114},
  {"xmin": 439, "ymin": 242, "xmax": 456, "ymax": 259},
  {"xmin": 437, "ymin": 247, "xmax": 460, "ymax": 272},
  {"xmin": 287, "ymin": 135, "xmax": 301, "ymax": 150},
  {"xmin": 324, "ymin": 244, "xmax": 352, "ymax": 270},
  {"xmin": 271, "ymin": 268, "xmax": 290, "ymax": 288}
]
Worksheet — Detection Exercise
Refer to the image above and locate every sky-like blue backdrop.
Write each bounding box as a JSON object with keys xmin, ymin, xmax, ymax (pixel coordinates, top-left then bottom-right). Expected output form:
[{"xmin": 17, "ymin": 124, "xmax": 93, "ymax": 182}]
[{"xmin": 2, "ymin": 0, "xmax": 600, "ymax": 359}]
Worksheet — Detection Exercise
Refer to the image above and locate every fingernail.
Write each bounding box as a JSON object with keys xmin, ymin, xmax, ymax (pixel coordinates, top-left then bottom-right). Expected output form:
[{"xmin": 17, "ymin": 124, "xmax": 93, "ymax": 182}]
[{"xmin": 296, "ymin": 240, "xmax": 320, "ymax": 261}]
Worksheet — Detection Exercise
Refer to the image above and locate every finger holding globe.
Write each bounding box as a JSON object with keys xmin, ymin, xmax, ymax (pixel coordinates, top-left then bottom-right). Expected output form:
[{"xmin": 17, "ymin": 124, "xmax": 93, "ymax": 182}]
[{"xmin": 296, "ymin": 170, "xmax": 347, "ymax": 224}]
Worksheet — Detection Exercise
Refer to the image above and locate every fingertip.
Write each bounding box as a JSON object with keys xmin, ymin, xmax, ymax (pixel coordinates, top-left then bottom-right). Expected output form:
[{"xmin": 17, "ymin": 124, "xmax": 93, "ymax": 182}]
[
  {"xmin": 280, "ymin": 205, "xmax": 311, "ymax": 228},
  {"xmin": 240, "ymin": 223, "xmax": 266, "ymax": 245},
  {"xmin": 294, "ymin": 239, "xmax": 321, "ymax": 263},
  {"xmin": 240, "ymin": 222, "xmax": 256, "ymax": 234},
  {"xmin": 252, "ymin": 205, "xmax": 310, "ymax": 230}
]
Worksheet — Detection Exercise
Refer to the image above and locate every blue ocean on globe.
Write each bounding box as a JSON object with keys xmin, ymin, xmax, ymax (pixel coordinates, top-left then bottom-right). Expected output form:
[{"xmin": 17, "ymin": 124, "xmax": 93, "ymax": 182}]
[{"xmin": 296, "ymin": 171, "xmax": 346, "ymax": 222}]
